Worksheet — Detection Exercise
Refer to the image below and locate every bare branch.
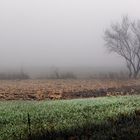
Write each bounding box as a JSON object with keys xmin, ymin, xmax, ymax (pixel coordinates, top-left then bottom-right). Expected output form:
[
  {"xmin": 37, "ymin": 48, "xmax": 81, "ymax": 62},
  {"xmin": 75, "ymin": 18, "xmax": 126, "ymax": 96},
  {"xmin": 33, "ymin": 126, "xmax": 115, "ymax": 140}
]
[{"xmin": 104, "ymin": 16, "xmax": 140, "ymax": 78}]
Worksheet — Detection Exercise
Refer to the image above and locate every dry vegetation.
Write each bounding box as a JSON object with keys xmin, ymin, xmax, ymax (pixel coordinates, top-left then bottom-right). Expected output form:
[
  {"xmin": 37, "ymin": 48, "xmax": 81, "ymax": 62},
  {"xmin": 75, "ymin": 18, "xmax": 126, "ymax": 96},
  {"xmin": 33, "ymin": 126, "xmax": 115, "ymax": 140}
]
[{"xmin": 0, "ymin": 79, "xmax": 140, "ymax": 100}]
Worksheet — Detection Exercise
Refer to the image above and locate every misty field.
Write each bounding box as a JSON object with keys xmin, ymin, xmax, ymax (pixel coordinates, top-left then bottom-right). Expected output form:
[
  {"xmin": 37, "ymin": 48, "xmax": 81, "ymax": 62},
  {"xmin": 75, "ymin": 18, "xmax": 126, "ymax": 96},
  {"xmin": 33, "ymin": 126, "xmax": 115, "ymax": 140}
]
[
  {"xmin": 0, "ymin": 80, "xmax": 140, "ymax": 140},
  {"xmin": 0, "ymin": 79, "xmax": 140, "ymax": 100},
  {"xmin": 0, "ymin": 95, "xmax": 140, "ymax": 140}
]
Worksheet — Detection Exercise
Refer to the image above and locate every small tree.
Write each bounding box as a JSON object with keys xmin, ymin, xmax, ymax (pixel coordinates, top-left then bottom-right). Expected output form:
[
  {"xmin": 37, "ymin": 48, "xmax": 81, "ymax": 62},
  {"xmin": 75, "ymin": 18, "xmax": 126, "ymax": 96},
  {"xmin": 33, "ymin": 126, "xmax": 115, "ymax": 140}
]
[{"xmin": 104, "ymin": 16, "xmax": 140, "ymax": 79}]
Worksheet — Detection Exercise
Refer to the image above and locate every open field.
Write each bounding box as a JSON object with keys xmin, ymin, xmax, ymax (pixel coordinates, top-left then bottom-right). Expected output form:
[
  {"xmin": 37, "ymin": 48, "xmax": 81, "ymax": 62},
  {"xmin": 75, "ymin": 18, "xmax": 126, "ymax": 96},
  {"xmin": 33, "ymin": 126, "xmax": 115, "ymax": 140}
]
[
  {"xmin": 0, "ymin": 95, "xmax": 140, "ymax": 140},
  {"xmin": 0, "ymin": 79, "xmax": 140, "ymax": 100},
  {"xmin": 0, "ymin": 80, "xmax": 140, "ymax": 140}
]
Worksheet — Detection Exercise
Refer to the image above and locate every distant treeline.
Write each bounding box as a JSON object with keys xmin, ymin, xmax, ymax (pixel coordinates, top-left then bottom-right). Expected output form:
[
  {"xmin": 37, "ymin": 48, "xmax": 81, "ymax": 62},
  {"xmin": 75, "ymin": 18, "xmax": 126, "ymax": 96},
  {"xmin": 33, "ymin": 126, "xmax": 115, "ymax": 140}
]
[
  {"xmin": 0, "ymin": 70, "xmax": 133, "ymax": 80},
  {"xmin": 39, "ymin": 71, "xmax": 77, "ymax": 79},
  {"xmin": 89, "ymin": 71, "xmax": 130, "ymax": 80},
  {"xmin": 0, "ymin": 72, "xmax": 30, "ymax": 80},
  {"xmin": 38, "ymin": 71, "xmax": 130, "ymax": 80}
]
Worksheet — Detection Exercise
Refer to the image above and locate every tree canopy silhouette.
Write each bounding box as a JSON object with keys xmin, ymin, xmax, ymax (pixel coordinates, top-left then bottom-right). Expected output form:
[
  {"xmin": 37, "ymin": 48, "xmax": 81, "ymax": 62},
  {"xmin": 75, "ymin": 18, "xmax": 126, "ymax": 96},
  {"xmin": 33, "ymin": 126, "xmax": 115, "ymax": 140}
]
[{"xmin": 104, "ymin": 16, "xmax": 140, "ymax": 78}]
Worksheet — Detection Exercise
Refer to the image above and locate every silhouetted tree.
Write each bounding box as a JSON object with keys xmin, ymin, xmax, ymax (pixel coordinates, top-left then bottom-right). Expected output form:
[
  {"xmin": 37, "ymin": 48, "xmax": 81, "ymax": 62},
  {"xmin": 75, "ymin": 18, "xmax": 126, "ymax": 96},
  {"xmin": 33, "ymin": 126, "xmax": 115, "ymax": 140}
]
[{"xmin": 104, "ymin": 16, "xmax": 140, "ymax": 79}]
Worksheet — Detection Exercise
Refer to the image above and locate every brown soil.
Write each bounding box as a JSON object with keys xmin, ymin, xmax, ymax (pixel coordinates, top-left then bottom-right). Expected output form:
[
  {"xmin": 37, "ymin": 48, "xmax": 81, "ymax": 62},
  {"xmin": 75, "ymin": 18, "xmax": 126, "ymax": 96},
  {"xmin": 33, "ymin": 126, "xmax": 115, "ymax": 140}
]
[{"xmin": 0, "ymin": 79, "xmax": 139, "ymax": 100}]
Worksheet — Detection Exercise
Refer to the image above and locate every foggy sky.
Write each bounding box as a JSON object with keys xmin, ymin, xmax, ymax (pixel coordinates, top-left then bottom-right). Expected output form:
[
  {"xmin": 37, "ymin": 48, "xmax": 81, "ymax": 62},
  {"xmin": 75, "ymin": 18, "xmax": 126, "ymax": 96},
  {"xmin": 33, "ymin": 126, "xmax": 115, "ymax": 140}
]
[{"xmin": 0, "ymin": 0, "xmax": 140, "ymax": 71}]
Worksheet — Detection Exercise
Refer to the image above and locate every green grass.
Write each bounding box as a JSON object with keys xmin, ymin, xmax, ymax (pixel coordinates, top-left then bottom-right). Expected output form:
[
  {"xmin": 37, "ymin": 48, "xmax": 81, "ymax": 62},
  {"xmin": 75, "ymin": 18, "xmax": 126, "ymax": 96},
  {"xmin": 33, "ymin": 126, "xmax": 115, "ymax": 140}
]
[{"xmin": 0, "ymin": 95, "xmax": 140, "ymax": 140}]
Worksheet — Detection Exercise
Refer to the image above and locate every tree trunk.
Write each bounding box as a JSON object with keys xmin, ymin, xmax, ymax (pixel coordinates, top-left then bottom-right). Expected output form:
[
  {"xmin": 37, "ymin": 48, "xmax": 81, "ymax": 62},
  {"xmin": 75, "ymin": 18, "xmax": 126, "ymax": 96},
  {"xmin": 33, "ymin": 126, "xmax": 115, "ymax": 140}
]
[
  {"xmin": 129, "ymin": 71, "xmax": 132, "ymax": 78},
  {"xmin": 133, "ymin": 71, "xmax": 139, "ymax": 79}
]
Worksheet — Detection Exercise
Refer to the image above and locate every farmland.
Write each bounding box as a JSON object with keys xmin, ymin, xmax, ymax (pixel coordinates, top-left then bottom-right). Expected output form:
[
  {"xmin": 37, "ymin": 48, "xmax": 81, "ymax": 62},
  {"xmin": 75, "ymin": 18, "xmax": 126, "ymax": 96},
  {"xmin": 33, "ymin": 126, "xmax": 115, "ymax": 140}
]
[
  {"xmin": 0, "ymin": 79, "xmax": 140, "ymax": 140},
  {"xmin": 0, "ymin": 79, "xmax": 140, "ymax": 100}
]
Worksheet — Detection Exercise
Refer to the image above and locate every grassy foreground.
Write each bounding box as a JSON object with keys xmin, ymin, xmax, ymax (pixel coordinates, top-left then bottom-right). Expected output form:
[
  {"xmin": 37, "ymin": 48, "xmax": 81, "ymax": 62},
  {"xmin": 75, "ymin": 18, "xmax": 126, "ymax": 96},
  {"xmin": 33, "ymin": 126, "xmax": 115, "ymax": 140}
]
[{"xmin": 0, "ymin": 96, "xmax": 140, "ymax": 140}]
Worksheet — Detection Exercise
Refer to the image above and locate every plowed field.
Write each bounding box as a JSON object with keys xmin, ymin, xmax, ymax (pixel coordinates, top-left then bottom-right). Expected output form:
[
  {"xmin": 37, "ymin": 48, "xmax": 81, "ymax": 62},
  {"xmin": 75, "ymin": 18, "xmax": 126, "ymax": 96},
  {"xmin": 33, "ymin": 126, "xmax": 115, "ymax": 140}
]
[{"xmin": 0, "ymin": 79, "xmax": 140, "ymax": 100}]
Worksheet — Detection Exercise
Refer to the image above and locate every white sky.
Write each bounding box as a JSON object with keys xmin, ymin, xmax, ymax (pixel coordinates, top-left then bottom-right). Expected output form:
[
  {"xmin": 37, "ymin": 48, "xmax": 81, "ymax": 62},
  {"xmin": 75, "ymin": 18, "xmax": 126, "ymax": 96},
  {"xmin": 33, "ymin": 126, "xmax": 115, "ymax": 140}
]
[{"xmin": 0, "ymin": 0, "xmax": 140, "ymax": 70}]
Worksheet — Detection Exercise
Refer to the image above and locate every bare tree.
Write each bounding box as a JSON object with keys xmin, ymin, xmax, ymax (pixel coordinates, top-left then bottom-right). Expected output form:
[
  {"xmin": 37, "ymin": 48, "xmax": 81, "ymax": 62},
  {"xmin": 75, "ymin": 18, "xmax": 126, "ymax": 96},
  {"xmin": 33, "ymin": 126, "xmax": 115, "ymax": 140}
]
[{"xmin": 104, "ymin": 16, "xmax": 140, "ymax": 79}]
